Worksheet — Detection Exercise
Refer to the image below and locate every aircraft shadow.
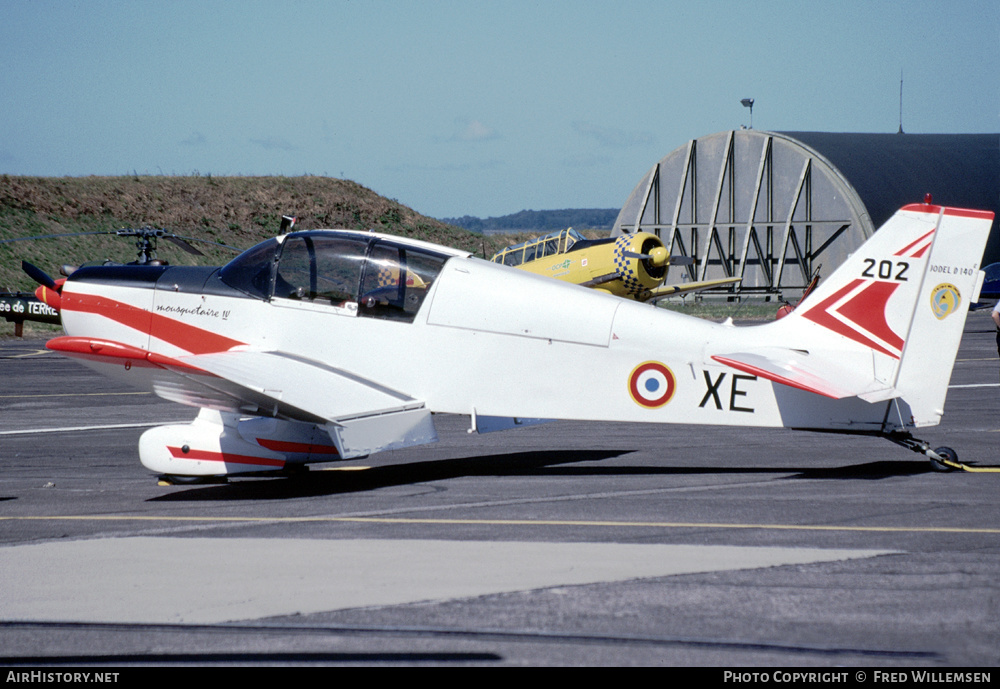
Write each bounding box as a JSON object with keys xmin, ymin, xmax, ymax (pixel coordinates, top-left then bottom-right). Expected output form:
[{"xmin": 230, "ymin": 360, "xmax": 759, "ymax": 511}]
[
  {"xmin": 148, "ymin": 451, "xmax": 935, "ymax": 502},
  {"xmin": 149, "ymin": 449, "xmax": 626, "ymax": 501}
]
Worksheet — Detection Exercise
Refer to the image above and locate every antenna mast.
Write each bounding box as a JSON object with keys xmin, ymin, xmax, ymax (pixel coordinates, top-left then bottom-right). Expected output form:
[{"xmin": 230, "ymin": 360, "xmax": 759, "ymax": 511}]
[{"xmin": 898, "ymin": 69, "xmax": 904, "ymax": 134}]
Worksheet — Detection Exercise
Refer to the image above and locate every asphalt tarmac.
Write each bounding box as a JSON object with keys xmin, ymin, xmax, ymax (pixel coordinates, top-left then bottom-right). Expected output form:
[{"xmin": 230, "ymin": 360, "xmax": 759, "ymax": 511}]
[{"xmin": 1, "ymin": 311, "xmax": 999, "ymax": 667}]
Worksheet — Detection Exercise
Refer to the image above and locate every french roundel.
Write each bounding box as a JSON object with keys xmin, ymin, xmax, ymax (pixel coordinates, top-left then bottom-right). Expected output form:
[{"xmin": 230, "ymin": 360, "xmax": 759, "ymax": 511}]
[{"xmin": 628, "ymin": 361, "xmax": 676, "ymax": 408}]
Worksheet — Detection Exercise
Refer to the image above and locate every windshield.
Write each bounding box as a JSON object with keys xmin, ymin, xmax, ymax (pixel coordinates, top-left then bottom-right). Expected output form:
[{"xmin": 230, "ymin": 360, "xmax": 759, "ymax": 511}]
[
  {"xmin": 275, "ymin": 234, "xmax": 368, "ymax": 304},
  {"xmin": 218, "ymin": 238, "xmax": 280, "ymax": 299},
  {"xmin": 221, "ymin": 231, "xmax": 451, "ymax": 322}
]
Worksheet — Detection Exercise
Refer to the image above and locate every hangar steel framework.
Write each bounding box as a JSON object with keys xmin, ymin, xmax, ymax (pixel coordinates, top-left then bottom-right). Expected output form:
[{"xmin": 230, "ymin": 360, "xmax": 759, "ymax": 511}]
[{"xmin": 612, "ymin": 129, "xmax": 873, "ymax": 297}]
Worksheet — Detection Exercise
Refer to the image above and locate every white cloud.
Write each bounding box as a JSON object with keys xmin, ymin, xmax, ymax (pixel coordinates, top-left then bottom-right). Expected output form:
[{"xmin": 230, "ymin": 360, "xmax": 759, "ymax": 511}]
[{"xmin": 453, "ymin": 118, "xmax": 500, "ymax": 142}]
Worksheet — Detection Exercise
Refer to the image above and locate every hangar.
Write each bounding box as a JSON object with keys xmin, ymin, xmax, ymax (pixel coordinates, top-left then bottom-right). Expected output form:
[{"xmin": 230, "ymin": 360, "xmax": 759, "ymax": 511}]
[{"xmin": 612, "ymin": 130, "xmax": 999, "ymax": 297}]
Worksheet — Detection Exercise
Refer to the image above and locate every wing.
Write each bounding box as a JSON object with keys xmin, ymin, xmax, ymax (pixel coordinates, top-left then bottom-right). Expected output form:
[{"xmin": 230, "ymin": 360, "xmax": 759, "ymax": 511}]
[
  {"xmin": 644, "ymin": 277, "xmax": 741, "ymax": 301},
  {"xmin": 46, "ymin": 337, "xmax": 436, "ymax": 458}
]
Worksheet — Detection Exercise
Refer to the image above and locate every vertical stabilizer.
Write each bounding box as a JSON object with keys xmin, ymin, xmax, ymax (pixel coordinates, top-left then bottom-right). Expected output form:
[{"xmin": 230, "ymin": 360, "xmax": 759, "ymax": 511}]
[{"xmin": 764, "ymin": 202, "xmax": 993, "ymax": 422}]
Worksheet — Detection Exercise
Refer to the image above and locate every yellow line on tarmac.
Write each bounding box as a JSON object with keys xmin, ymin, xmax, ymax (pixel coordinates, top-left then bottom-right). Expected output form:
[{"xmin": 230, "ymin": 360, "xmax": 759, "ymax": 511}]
[
  {"xmin": 2, "ymin": 515, "xmax": 1000, "ymax": 534},
  {"xmin": 6, "ymin": 349, "xmax": 51, "ymax": 358}
]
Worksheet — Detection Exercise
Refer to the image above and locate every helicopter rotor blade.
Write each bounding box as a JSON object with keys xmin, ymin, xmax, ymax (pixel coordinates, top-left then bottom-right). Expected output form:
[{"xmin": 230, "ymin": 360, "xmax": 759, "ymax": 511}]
[
  {"xmin": 168, "ymin": 235, "xmax": 243, "ymax": 253},
  {"xmin": 163, "ymin": 235, "xmax": 204, "ymax": 256},
  {"xmin": 3, "ymin": 227, "xmax": 243, "ymax": 270},
  {"xmin": 111, "ymin": 228, "xmax": 242, "ymax": 257},
  {"xmin": 0, "ymin": 231, "xmax": 114, "ymax": 245}
]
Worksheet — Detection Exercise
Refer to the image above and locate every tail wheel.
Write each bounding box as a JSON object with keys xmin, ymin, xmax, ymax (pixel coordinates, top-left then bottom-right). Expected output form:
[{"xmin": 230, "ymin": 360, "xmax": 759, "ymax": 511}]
[{"xmin": 930, "ymin": 446, "xmax": 958, "ymax": 472}]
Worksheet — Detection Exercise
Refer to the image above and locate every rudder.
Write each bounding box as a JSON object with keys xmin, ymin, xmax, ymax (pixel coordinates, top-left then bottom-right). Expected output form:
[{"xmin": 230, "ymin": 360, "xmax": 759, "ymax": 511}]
[{"xmin": 892, "ymin": 204, "xmax": 995, "ymax": 425}]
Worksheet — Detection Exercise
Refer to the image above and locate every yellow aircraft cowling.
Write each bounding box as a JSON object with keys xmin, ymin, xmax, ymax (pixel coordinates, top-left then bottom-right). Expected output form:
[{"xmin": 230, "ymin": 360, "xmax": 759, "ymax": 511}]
[{"xmin": 609, "ymin": 233, "xmax": 669, "ymax": 298}]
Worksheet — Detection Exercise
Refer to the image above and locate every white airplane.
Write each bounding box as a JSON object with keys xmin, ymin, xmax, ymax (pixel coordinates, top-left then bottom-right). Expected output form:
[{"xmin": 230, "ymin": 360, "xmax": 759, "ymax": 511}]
[{"xmin": 32, "ymin": 199, "xmax": 994, "ymax": 479}]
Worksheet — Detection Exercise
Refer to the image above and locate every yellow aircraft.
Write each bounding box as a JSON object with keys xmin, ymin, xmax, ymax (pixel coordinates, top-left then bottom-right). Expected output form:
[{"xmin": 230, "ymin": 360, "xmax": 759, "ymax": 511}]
[{"xmin": 490, "ymin": 228, "xmax": 739, "ymax": 302}]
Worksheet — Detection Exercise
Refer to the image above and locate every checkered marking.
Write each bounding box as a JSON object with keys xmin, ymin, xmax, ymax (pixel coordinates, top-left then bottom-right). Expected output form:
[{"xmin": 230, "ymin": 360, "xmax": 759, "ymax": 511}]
[{"xmin": 614, "ymin": 236, "xmax": 643, "ymax": 294}]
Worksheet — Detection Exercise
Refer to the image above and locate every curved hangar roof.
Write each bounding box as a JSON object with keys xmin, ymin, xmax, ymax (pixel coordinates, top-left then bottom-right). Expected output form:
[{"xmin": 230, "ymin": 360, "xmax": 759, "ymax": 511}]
[{"xmin": 612, "ymin": 130, "xmax": 999, "ymax": 294}]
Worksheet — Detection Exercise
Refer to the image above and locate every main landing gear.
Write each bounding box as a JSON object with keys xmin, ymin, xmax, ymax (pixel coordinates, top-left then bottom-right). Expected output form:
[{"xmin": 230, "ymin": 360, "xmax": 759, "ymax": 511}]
[
  {"xmin": 885, "ymin": 432, "xmax": 1000, "ymax": 473},
  {"xmin": 157, "ymin": 474, "xmax": 229, "ymax": 486}
]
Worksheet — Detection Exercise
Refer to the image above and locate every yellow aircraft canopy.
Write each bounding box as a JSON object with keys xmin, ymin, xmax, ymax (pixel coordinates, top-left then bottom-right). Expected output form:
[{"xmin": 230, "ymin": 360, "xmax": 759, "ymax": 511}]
[{"xmin": 491, "ymin": 228, "xmax": 586, "ymax": 268}]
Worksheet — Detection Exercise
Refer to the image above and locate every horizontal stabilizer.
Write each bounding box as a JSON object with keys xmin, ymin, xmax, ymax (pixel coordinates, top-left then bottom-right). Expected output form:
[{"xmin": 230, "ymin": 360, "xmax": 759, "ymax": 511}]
[{"xmin": 711, "ymin": 347, "xmax": 886, "ymax": 400}]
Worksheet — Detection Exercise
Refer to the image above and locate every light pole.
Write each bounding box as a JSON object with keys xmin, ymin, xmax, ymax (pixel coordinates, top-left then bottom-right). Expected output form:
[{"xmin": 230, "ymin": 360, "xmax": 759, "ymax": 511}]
[{"xmin": 741, "ymin": 98, "xmax": 754, "ymax": 129}]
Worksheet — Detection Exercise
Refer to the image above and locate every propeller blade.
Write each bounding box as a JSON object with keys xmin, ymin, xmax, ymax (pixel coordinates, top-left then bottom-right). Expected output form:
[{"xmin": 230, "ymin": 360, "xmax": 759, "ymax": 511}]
[
  {"xmin": 21, "ymin": 261, "xmax": 57, "ymax": 290},
  {"xmin": 623, "ymin": 247, "xmax": 672, "ymax": 267},
  {"xmin": 622, "ymin": 250, "xmax": 694, "ymax": 266}
]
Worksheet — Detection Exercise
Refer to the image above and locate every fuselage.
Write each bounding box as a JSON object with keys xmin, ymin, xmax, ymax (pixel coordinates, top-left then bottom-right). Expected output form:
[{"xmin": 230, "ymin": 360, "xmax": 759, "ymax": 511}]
[{"xmin": 54, "ymin": 230, "xmax": 901, "ymax": 435}]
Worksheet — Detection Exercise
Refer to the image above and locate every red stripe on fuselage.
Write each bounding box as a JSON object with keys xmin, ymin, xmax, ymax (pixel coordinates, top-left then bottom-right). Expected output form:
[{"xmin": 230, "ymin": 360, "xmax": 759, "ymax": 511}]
[
  {"xmin": 61, "ymin": 291, "xmax": 243, "ymax": 354},
  {"xmin": 167, "ymin": 446, "xmax": 286, "ymax": 468},
  {"xmin": 61, "ymin": 291, "xmax": 151, "ymax": 334},
  {"xmin": 256, "ymin": 438, "xmax": 340, "ymax": 456}
]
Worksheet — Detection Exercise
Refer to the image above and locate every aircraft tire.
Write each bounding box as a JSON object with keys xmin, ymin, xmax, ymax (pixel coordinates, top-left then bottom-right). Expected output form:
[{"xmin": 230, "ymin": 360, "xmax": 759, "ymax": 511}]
[
  {"xmin": 158, "ymin": 474, "xmax": 227, "ymax": 485},
  {"xmin": 929, "ymin": 446, "xmax": 958, "ymax": 472}
]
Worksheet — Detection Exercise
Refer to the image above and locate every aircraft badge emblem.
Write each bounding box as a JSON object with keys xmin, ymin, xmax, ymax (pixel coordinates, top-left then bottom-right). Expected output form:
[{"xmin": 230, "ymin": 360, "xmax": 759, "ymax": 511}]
[{"xmin": 930, "ymin": 283, "xmax": 960, "ymax": 319}]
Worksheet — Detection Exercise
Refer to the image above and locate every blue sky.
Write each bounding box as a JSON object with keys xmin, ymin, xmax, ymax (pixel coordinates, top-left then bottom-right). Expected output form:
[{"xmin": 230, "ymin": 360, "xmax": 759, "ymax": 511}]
[{"xmin": 1, "ymin": 0, "xmax": 997, "ymax": 219}]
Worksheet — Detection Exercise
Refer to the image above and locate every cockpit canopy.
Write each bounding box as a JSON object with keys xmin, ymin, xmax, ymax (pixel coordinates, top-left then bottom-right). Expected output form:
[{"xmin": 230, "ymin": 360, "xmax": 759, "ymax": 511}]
[
  {"xmin": 490, "ymin": 228, "xmax": 586, "ymax": 267},
  {"xmin": 219, "ymin": 231, "xmax": 454, "ymax": 322}
]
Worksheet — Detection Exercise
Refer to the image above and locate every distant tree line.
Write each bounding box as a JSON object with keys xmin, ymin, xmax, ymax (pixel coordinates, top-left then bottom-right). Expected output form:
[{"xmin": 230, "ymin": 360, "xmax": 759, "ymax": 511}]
[{"xmin": 442, "ymin": 208, "xmax": 619, "ymax": 233}]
